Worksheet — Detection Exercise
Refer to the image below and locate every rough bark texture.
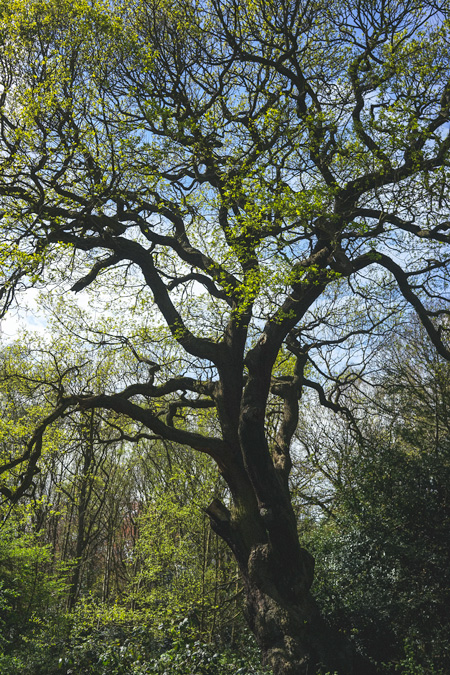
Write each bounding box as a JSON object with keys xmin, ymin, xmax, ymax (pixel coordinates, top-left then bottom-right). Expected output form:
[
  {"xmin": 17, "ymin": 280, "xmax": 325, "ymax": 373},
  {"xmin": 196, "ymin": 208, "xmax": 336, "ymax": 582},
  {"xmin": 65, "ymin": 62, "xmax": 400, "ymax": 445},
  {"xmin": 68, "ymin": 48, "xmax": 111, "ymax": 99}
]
[
  {"xmin": 242, "ymin": 546, "xmax": 376, "ymax": 675},
  {"xmin": 207, "ymin": 484, "xmax": 380, "ymax": 675}
]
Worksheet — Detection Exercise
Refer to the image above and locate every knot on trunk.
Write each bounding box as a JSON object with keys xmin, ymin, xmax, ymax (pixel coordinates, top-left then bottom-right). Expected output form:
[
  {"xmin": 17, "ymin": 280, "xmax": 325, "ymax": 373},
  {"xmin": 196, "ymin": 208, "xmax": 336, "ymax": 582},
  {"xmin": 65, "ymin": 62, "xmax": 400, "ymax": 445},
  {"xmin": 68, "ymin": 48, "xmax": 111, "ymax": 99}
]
[
  {"xmin": 259, "ymin": 506, "xmax": 274, "ymax": 523},
  {"xmin": 248, "ymin": 543, "xmax": 272, "ymax": 587}
]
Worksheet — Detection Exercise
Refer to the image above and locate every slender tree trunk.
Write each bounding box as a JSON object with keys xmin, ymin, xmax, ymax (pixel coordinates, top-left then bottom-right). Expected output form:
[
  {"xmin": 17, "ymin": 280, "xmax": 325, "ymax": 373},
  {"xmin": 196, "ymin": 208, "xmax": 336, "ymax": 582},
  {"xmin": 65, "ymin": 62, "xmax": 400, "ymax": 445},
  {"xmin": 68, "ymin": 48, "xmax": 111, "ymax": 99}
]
[
  {"xmin": 68, "ymin": 412, "xmax": 95, "ymax": 610},
  {"xmin": 67, "ymin": 477, "xmax": 87, "ymax": 611}
]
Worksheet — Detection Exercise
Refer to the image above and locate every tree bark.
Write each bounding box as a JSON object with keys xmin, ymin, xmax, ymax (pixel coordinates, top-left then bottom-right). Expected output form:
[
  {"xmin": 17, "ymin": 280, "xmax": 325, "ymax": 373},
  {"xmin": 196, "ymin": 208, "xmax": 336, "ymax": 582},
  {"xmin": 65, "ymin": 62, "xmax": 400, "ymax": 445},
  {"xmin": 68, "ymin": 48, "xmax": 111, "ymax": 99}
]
[
  {"xmin": 242, "ymin": 544, "xmax": 365, "ymax": 675},
  {"xmin": 207, "ymin": 490, "xmax": 379, "ymax": 675}
]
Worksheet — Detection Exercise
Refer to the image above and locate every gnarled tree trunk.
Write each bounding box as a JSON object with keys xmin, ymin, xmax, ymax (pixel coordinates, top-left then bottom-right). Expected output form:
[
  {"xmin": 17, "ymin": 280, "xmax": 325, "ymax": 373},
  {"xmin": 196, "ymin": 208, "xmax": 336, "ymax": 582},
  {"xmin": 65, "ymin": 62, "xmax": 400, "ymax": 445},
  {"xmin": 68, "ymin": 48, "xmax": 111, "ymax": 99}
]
[
  {"xmin": 207, "ymin": 491, "xmax": 377, "ymax": 675},
  {"xmin": 205, "ymin": 346, "xmax": 380, "ymax": 675}
]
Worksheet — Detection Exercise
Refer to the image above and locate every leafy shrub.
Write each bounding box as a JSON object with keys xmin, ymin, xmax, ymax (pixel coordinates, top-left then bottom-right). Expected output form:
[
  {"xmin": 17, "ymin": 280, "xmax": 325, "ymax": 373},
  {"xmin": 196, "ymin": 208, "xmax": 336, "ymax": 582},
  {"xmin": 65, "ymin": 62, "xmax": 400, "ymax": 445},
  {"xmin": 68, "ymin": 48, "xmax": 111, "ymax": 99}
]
[
  {"xmin": 0, "ymin": 519, "xmax": 69, "ymax": 674},
  {"xmin": 46, "ymin": 606, "xmax": 271, "ymax": 675}
]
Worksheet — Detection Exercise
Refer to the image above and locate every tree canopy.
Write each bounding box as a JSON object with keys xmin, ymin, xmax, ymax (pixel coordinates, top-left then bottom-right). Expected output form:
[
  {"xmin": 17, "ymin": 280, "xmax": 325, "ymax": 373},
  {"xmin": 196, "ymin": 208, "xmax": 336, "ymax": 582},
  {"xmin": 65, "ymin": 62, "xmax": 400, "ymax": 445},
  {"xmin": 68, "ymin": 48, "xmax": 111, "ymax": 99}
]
[{"xmin": 1, "ymin": 0, "xmax": 450, "ymax": 673}]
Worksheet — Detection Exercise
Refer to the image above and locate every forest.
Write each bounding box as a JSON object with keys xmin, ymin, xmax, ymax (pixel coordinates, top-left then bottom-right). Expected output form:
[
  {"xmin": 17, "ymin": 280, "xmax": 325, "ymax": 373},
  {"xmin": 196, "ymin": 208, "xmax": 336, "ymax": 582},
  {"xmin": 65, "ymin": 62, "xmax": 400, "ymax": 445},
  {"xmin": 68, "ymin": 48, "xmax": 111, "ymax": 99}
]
[
  {"xmin": 0, "ymin": 322, "xmax": 449, "ymax": 675},
  {"xmin": 0, "ymin": 0, "xmax": 450, "ymax": 673}
]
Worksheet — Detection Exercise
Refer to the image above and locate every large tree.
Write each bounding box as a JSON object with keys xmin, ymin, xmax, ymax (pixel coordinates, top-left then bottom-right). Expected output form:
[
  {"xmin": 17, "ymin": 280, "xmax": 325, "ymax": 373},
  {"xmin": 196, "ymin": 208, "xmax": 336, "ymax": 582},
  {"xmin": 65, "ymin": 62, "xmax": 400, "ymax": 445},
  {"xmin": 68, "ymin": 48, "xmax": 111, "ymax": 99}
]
[{"xmin": 1, "ymin": 0, "xmax": 450, "ymax": 672}]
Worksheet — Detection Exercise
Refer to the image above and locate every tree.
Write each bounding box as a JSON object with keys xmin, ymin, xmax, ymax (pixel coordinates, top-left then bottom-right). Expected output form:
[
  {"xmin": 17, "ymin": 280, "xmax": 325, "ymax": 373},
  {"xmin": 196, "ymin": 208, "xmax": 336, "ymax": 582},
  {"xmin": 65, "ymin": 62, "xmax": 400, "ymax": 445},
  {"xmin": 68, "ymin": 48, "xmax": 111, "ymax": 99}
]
[
  {"xmin": 0, "ymin": 336, "xmax": 157, "ymax": 609},
  {"xmin": 0, "ymin": 515, "xmax": 68, "ymax": 669},
  {"xmin": 1, "ymin": 0, "xmax": 450, "ymax": 672},
  {"xmin": 299, "ymin": 321, "xmax": 450, "ymax": 672},
  {"xmin": 130, "ymin": 447, "xmax": 242, "ymax": 643}
]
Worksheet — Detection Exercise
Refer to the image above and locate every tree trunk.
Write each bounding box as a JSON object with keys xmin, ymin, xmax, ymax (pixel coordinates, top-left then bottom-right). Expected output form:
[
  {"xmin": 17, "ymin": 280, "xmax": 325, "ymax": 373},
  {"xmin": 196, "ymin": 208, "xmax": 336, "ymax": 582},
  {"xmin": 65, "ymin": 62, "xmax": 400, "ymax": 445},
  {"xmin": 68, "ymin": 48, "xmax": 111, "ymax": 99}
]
[
  {"xmin": 207, "ymin": 347, "xmax": 381, "ymax": 673},
  {"xmin": 242, "ymin": 543, "xmax": 356, "ymax": 675},
  {"xmin": 207, "ymin": 497, "xmax": 379, "ymax": 675}
]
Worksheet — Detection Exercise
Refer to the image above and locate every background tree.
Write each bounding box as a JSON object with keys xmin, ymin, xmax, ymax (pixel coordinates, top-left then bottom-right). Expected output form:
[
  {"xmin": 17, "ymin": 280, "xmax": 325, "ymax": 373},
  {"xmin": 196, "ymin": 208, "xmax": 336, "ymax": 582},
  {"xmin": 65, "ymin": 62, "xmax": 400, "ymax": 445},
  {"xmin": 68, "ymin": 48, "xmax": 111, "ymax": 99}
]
[
  {"xmin": 1, "ymin": 0, "xmax": 450, "ymax": 673},
  {"xmin": 299, "ymin": 320, "xmax": 450, "ymax": 673},
  {"xmin": 0, "ymin": 334, "xmax": 252, "ymax": 674}
]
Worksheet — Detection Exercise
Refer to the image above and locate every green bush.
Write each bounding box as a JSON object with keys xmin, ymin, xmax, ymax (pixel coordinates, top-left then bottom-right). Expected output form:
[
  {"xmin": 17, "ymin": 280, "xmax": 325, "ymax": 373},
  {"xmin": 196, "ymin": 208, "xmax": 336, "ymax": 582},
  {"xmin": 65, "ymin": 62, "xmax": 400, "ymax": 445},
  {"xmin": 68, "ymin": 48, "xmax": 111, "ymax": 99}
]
[
  {"xmin": 43, "ymin": 604, "xmax": 271, "ymax": 675},
  {"xmin": 302, "ymin": 436, "xmax": 450, "ymax": 674}
]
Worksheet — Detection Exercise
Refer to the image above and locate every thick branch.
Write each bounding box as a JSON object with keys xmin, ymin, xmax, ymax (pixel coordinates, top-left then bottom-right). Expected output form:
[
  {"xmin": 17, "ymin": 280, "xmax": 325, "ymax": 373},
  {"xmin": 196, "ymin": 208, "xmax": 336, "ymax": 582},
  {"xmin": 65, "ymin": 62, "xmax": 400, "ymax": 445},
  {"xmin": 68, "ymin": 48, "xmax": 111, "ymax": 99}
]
[
  {"xmin": 376, "ymin": 253, "xmax": 450, "ymax": 361},
  {"xmin": 78, "ymin": 393, "xmax": 227, "ymax": 460}
]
